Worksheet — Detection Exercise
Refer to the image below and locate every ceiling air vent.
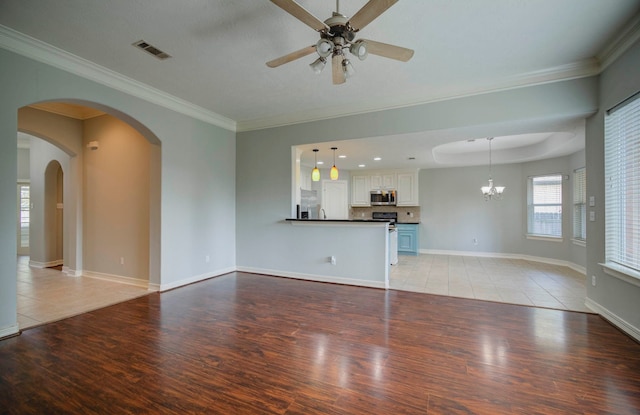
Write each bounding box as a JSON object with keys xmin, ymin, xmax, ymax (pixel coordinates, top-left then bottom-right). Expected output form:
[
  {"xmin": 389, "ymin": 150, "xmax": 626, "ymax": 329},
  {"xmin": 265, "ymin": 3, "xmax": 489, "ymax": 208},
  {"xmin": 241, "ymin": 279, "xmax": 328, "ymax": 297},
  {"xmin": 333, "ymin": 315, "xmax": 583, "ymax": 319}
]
[{"xmin": 132, "ymin": 40, "xmax": 171, "ymax": 60}]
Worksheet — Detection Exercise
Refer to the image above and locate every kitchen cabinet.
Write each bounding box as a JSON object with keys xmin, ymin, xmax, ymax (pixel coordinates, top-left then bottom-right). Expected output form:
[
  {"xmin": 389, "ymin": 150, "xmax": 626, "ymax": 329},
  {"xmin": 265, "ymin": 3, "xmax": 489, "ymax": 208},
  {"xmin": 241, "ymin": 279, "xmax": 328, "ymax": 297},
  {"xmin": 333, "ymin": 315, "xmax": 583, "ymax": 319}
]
[
  {"xmin": 397, "ymin": 171, "xmax": 419, "ymax": 206},
  {"xmin": 351, "ymin": 169, "xmax": 419, "ymax": 207},
  {"xmin": 371, "ymin": 173, "xmax": 396, "ymax": 190},
  {"xmin": 397, "ymin": 224, "xmax": 419, "ymax": 256},
  {"xmin": 351, "ymin": 174, "xmax": 370, "ymax": 206}
]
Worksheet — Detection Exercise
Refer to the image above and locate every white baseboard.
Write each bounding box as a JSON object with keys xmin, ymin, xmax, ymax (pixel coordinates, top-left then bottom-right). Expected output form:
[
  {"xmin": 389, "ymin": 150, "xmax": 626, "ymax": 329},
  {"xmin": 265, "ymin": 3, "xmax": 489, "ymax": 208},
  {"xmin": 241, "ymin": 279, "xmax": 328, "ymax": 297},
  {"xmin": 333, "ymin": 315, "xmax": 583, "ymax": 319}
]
[
  {"xmin": 83, "ymin": 270, "xmax": 152, "ymax": 289},
  {"xmin": 159, "ymin": 266, "xmax": 236, "ymax": 292},
  {"xmin": 29, "ymin": 259, "xmax": 63, "ymax": 269},
  {"xmin": 420, "ymin": 249, "xmax": 586, "ymax": 275},
  {"xmin": 585, "ymin": 297, "xmax": 640, "ymax": 342},
  {"xmin": 236, "ymin": 266, "xmax": 386, "ymax": 289},
  {"xmin": 62, "ymin": 266, "xmax": 82, "ymax": 277},
  {"xmin": 0, "ymin": 323, "xmax": 20, "ymax": 339}
]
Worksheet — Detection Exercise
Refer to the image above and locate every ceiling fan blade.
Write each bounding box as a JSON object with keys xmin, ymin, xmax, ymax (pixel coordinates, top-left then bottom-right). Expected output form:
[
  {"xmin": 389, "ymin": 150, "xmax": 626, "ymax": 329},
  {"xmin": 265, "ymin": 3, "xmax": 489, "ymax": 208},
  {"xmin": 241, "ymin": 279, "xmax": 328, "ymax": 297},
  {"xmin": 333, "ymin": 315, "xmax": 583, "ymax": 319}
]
[
  {"xmin": 266, "ymin": 45, "xmax": 316, "ymax": 68},
  {"xmin": 363, "ymin": 39, "xmax": 414, "ymax": 62},
  {"xmin": 332, "ymin": 54, "xmax": 345, "ymax": 85},
  {"xmin": 348, "ymin": 0, "xmax": 398, "ymax": 31},
  {"xmin": 270, "ymin": 0, "xmax": 330, "ymax": 32}
]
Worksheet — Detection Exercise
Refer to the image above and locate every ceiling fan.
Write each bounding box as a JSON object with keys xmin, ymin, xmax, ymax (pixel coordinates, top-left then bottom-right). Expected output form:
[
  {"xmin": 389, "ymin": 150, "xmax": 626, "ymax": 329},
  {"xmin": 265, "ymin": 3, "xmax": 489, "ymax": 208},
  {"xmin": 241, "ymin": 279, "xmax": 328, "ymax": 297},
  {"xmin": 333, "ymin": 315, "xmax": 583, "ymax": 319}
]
[{"xmin": 267, "ymin": 0, "xmax": 414, "ymax": 85}]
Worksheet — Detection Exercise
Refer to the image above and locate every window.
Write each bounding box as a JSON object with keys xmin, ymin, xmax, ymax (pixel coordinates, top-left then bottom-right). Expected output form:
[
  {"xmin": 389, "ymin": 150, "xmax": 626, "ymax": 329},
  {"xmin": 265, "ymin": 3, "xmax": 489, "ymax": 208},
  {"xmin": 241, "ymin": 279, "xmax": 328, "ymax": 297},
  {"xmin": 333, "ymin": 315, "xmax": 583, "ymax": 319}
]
[
  {"xmin": 17, "ymin": 184, "xmax": 30, "ymax": 249},
  {"xmin": 605, "ymin": 91, "xmax": 640, "ymax": 275},
  {"xmin": 527, "ymin": 174, "xmax": 562, "ymax": 238},
  {"xmin": 573, "ymin": 168, "xmax": 586, "ymax": 241}
]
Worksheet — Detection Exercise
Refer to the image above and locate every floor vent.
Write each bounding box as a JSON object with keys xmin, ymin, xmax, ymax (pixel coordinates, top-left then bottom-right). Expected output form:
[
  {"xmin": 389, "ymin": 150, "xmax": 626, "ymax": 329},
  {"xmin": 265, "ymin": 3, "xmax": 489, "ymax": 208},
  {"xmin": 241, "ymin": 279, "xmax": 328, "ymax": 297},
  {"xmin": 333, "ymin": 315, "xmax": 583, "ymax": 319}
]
[{"xmin": 132, "ymin": 40, "xmax": 171, "ymax": 60}]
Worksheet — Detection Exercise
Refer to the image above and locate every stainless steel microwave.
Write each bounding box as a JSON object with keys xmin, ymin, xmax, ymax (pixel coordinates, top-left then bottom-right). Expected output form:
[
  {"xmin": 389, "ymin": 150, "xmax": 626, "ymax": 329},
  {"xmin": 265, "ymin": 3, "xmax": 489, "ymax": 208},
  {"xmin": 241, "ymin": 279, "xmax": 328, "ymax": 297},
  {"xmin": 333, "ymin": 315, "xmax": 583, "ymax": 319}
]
[{"xmin": 370, "ymin": 190, "xmax": 397, "ymax": 206}]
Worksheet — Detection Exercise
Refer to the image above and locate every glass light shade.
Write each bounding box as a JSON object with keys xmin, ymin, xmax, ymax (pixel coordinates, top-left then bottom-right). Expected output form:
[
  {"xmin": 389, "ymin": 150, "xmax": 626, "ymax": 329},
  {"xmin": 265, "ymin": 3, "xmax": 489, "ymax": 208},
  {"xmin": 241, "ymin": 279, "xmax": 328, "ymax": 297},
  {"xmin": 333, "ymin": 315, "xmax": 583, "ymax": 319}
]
[
  {"xmin": 495, "ymin": 186, "xmax": 506, "ymax": 193},
  {"xmin": 481, "ymin": 186, "xmax": 491, "ymax": 195},
  {"xmin": 349, "ymin": 40, "xmax": 368, "ymax": 60},
  {"xmin": 316, "ymin": 39, "xmax": 334, "ymax": 58},
  {"xmin": 342, "ymin": 59, "xmax": 355, "ymax": 78},
  {"xmin": 330, "ymin": 165, "xmax": 339, "ymax": 180},
  {"xmin": 311, "ymin": 167, "xmax": 320, "ymax": 182},
  {"xmin": 309, "ymin": 57, "xmax": 326, "ymax": 74}
]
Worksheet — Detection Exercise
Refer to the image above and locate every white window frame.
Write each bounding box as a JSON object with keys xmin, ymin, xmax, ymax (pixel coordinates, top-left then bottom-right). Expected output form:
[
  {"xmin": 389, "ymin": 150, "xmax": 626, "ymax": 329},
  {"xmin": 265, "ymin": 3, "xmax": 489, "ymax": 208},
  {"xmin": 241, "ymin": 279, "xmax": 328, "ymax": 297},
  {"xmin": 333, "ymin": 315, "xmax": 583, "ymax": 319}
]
[
  {"xmin": 572, "ymin": 167, "xmax": 586, "ymax": 245},
  {"xmin": 527, "ymin": 174, "xmax": 563, "ymax": 240},
  {"xmin": 603, "ymin": 91, "xmax": 640, "ymax": 284}
]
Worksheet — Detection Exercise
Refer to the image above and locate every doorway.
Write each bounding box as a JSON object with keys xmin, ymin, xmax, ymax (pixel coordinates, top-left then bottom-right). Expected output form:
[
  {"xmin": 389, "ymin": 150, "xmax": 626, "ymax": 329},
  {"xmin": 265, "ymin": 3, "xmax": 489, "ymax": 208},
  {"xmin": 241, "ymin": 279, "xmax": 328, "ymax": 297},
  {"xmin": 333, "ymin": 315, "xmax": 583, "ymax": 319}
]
[{"xmin": 321, "ymin": 180, "xmax": 348, "ymax": 219}]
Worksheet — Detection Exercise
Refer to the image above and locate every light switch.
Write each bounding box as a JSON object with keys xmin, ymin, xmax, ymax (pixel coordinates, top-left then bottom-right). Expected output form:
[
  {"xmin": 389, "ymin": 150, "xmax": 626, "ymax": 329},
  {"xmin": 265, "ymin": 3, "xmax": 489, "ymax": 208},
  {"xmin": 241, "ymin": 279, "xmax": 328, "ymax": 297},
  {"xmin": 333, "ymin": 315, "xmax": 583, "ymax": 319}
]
[
  {"xmin": 590, "ymin": 211, "xmax": 596, "ymax": 222},
  {"xmin": 589, "ymin": 196, "xmax": 595, "ymax": 207}
]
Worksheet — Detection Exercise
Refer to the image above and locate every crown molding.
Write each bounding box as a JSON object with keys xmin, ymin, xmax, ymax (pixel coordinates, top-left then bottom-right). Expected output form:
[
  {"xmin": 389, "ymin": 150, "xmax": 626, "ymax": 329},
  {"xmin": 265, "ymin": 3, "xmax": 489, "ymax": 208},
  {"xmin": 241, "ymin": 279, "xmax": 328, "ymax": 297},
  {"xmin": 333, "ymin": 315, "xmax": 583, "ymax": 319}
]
[
  {"xmin": 597, "ymin": 12, "xmax": 640, "ymax": 71},
  {"xmin": 236, "ymin": 58, "xmax": 601, "ymax": 132},
  {"xmin": 0, "ymin": 25, "xmax": 236, "ymax": 132}
]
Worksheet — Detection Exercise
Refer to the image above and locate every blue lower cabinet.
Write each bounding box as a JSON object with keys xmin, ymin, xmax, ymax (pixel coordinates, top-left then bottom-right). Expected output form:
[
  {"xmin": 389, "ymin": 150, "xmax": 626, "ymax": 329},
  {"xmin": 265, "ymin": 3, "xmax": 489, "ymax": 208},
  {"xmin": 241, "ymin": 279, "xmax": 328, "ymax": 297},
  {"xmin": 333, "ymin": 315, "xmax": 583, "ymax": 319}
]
[{"xmin": 397, "ymin": 224, "xmax": 419, "ymax": 255}]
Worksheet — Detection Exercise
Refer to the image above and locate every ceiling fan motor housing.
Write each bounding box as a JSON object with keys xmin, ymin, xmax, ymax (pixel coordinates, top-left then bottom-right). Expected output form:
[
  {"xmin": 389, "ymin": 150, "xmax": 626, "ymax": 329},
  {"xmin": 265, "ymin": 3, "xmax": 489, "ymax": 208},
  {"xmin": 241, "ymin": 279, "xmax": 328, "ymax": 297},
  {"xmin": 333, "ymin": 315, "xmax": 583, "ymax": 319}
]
[{"xmin": 323, "ymin": 13, "xmax": 356, "ymax": 43}]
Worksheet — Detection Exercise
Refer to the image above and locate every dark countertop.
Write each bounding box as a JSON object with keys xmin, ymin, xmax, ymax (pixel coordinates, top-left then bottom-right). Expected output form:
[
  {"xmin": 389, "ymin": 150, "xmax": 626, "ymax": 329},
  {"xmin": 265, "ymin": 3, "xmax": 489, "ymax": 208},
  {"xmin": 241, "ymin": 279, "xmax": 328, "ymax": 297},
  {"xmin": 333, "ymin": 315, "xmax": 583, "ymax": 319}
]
[
  {"xmin": 286, "ymin": 218, "xmax": 392, "ymax": 223},
  {"xmin": 396, "ymin": 222, "xmax": 421, "ymax": 225}
]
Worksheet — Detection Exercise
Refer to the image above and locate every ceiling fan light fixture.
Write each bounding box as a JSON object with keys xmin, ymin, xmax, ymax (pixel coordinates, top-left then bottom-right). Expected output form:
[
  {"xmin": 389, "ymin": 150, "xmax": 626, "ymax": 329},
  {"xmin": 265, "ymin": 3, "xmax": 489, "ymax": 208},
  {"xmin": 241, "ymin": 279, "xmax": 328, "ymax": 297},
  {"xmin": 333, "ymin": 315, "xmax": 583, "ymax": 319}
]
[
  {"xmin": 349, "ymin": 40, "xmax": 368, "ymax": 61},
  {"xmin": 309, "ymin": 57, "xmax": 327, "ymax": 74},
  {"xmin": 316, "ymin": 38, "xmax": 334, "ymax": 58},
  {"xmin": 342, "ymin": 59, "xmax": 355, "ymax": 78}
]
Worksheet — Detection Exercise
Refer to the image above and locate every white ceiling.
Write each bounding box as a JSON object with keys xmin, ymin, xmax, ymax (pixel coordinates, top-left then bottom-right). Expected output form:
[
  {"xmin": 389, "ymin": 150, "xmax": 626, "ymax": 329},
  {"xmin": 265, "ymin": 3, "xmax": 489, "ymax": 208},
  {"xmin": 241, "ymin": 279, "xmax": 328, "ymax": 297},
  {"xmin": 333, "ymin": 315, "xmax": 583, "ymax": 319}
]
[{"xmin": 2, "ymin": 0, "xmax": 639, "ymax": 169}]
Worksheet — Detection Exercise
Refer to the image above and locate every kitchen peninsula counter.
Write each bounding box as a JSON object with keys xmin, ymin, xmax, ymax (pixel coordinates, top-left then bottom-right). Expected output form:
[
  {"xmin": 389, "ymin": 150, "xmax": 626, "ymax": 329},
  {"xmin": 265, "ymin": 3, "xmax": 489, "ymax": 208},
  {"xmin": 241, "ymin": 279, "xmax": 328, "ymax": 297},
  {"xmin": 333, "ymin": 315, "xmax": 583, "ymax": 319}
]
[
  {"xmin": 286, "ymin": 218, "xmax": 393, "ymax": 224},
  {"xmin": 276, "ymin": 218, "xmax": 391, "ymax": 289}
]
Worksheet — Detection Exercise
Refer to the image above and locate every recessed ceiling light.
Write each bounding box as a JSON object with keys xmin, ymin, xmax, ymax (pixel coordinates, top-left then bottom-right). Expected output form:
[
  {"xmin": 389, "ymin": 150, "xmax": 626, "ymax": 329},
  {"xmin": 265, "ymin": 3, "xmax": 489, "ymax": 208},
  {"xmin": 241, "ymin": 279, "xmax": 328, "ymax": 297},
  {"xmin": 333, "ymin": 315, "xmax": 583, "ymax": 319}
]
[
  {"xmin": 467, "ymin": 139, "xmax": 476, "ymax": 142},
  {"xmin": 373, "ymin": 157, "xmax": 382, "ymax": 161},
  {"xmin": 338, "ymin": 155, "xmax": 347, "ymax": 159},
  {"xmin": 408, "ymin": 157, "xmax": 416, "ymax": 160},
  {"xmin": 359, "ymin": 164, "xmax": 366, "ymax": 168},
  {"xmin": 317, "ymin": 161, "xmax": 324, "ymax": 165}
]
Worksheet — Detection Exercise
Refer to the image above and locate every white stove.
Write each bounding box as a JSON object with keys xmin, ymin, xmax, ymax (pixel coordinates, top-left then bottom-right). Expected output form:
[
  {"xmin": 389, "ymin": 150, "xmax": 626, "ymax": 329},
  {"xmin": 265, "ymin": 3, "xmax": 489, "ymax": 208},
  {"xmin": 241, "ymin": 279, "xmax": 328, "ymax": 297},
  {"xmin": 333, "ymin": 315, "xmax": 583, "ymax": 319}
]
[{"xmin": 373, "ymin": 212, "xmax": 398, "ymax": 265}]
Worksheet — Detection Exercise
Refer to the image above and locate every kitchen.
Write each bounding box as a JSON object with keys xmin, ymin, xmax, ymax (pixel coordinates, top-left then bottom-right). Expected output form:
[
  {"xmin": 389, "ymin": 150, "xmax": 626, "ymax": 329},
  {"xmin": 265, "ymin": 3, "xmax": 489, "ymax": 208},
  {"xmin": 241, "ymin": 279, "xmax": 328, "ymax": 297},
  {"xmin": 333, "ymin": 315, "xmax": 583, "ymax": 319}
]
[{"xmin": 292, "ymin": 149, "xmax": 421, "ymax": 271}]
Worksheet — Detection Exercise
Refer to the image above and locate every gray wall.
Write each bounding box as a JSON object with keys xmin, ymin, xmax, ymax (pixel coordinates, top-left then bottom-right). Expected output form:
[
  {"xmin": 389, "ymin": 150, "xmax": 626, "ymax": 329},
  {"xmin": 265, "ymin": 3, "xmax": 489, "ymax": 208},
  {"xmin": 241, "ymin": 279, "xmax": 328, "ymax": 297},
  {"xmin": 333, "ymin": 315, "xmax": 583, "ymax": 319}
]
[
  {"xmin": 16, "ymin": 148, "xmax": 29, "ymax": 181},
  {"xmin": 0, "ymin": 47, "xmax": 236, "ymax": 335},
  {"xmin": 585, "ymin": 38, "xmax": 640, "ymax": 336},
  {"xmin": 419, "ymin": 151, "xmax": 586, "ymax": 270}
]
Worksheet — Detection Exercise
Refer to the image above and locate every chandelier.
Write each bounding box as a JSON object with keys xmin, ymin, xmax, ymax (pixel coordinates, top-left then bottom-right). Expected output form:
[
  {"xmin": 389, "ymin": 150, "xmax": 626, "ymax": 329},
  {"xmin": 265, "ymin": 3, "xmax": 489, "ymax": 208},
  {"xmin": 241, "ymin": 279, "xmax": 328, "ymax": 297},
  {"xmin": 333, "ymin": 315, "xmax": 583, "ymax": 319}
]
[{"xmin": 481, "ymin": 138, "xmax": 505, "ymax": 201}]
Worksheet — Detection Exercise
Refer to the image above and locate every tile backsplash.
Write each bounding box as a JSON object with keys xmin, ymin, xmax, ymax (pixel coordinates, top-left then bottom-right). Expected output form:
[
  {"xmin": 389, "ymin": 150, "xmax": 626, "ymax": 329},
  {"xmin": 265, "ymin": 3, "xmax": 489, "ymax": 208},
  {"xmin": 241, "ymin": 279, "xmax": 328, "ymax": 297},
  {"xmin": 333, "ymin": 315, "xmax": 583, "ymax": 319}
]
[{"xmin": 350, "ymin": 206, "xmax": 420, "ymax": 223}]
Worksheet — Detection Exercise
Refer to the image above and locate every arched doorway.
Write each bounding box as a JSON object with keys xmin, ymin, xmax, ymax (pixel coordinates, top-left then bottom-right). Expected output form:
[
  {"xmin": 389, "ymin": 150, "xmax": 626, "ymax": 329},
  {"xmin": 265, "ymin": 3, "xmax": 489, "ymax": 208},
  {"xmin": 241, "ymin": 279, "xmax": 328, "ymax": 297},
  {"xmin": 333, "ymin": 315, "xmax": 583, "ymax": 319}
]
[{"xmin": 15, "ymin": 101, "xmax": 161, "ymax": 329}]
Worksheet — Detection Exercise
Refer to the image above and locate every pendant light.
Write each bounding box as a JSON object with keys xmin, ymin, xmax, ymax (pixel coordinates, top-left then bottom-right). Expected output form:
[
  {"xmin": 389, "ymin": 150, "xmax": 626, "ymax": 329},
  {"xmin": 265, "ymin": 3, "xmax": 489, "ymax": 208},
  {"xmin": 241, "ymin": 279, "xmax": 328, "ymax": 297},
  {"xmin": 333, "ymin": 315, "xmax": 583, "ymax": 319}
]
[
  {"xmin": 330, "ymin": 147, "xmax": 339, "ymax": 180},
  {"xmin": 481, "ymin": 138, "xmax": 505, "ymax": 200},
  {"xmin": 311, "ymin": 148, "xmax": 320, "ymax": 182}
]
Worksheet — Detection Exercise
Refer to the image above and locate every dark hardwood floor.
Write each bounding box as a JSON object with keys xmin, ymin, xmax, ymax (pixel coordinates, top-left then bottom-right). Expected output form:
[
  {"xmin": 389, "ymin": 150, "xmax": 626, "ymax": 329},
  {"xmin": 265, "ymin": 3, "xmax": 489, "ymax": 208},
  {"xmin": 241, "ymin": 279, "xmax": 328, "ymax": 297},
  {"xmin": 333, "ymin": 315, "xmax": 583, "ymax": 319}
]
[{"xmin": 1, "ymin": 272, "xmax": 639, "ymax": 414}]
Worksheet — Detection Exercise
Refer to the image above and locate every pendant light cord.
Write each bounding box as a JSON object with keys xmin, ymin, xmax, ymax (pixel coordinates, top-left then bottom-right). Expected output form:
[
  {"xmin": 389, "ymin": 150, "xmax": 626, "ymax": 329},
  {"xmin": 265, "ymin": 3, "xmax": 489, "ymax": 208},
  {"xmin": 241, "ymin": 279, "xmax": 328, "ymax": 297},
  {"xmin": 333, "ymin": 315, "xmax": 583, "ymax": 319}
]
[{"xmin": 488, "ymin": 137, "xmax": 493, "ymax": 180}]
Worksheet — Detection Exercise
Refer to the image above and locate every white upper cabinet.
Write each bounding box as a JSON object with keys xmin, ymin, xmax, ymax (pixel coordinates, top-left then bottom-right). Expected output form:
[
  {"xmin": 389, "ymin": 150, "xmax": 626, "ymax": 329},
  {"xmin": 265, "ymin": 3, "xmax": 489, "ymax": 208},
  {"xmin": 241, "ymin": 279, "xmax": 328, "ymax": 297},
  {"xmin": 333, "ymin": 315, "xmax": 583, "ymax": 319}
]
[
  {"xmin": 351, "ymin": 169, "xmax": 419, "ymax": 207},
  {"xmin": 351, "ymin": 174, "xmax": 370, "ymax": 206},
  {"xmin": 396, "ymin": 171, "xmax": 419, "ymax": 206},
  {"xmin": 370, "ymin": 173, "xmax": 396, "ymax": 190}
]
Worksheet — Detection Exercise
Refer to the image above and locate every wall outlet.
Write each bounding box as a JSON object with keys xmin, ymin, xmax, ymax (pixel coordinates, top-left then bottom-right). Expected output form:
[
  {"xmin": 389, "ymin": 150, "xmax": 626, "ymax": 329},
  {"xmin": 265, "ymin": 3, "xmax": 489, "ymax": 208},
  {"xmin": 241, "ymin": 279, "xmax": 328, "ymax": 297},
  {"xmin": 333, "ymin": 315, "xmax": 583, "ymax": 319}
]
[
  {"xmin": 473, "ymin": 238, "xmax": 478, "ymax": 245},
  {"xmin": 590, "ymin": 211, "xmax": 596, "ymax": 222},
  {"xmin": 205, "ymin": 255, "xmax": 210, "ymax": 263},
  {"xmin": 592, "ymin": 275, "xmax": 596, "ymax": 286},
  {"xmin": 120, "ymin": 257, "xmax": 125, "ymax": 265},
  {"xmin": 330, "ymin": 256, "xmax": 336, "ymax": 265}
]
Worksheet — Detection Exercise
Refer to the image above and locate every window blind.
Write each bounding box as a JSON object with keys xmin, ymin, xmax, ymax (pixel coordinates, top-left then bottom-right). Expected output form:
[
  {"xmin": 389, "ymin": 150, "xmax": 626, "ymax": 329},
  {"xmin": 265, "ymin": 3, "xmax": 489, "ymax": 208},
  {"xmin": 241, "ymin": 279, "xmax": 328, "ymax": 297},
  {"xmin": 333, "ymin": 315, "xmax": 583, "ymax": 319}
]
[
  {"xmin": 573, "ymin": 168, "xmax": 586, "ymax": 241},
  {"xmin": 605, "ymin": 92, "xmax": 640, "ymax": 273},
  {"xmin": 528, "ymin": 175, "xmax": 562, "ymax": 237}
]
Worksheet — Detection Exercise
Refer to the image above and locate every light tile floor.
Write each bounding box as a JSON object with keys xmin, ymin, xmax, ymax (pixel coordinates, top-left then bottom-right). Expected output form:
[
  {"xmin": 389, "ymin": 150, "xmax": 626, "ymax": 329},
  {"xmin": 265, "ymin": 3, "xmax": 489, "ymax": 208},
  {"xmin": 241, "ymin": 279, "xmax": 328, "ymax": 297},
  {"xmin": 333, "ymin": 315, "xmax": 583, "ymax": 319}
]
[
  {"xmin": 16, "ymin": 254, "xmax": 590, "ymax": 331},
  {"xmin": 17, "ymin": 256, "xmax": 152, "ymax": 330},
  {"xmin": 390, "ymin": 254, "xmax": 591, "ymax": 313}
]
